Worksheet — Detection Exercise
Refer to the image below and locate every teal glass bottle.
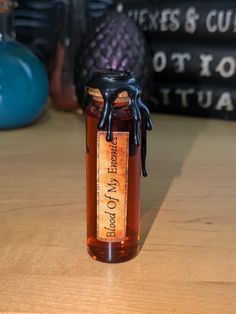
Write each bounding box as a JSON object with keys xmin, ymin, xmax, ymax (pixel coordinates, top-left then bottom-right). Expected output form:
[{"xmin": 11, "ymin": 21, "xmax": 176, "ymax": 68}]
[{"xmin": 0, "ymin": 0, "xmax": 49, "ymax": 129}]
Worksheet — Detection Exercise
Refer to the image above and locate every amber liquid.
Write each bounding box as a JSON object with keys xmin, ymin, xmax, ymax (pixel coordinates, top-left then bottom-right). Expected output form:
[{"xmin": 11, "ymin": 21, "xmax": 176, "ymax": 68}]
[{"xmin": 86, "ymin": 101, "xmax": 141, "ymax": 263}]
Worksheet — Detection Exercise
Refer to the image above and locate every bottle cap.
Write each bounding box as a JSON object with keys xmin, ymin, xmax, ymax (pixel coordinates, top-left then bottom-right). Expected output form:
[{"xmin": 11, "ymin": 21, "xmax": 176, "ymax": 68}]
[
  {"xmin": 85, "ymin": 69, "xmax": 153, "ymax": 177},
  {"xmin": 85, "ymin": 69, "xmax": 136, "ymax": 105}
]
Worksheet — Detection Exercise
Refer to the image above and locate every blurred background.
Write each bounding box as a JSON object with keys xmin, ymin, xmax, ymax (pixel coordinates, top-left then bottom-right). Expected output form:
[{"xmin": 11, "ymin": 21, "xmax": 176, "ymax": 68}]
[{"xmin": 1, "ymin": 0, "xmax": 236, "ymax": 128}]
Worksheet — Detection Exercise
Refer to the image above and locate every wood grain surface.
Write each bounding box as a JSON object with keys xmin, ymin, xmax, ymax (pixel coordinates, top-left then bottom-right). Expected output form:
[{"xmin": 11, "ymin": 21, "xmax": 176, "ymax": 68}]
[{"xmin": 0, "ymin": 110, "xmax": 236, "ymax": 313}]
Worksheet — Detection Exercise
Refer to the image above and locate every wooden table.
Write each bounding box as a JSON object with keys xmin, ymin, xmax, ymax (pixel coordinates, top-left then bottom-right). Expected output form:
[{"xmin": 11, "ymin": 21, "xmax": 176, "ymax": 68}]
[{"xmin": 0, "ymin": 110, "xmax": 236, "ymax": 313}]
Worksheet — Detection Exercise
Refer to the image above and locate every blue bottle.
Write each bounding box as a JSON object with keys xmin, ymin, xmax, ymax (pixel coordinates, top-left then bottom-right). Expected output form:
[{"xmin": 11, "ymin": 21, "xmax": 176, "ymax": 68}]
[{"xmin": 0, "ymin": 0, "xmax": 49, "ymax": 129}]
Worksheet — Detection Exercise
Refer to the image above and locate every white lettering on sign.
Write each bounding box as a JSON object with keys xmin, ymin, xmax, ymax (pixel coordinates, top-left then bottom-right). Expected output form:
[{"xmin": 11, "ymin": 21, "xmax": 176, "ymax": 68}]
[
  {"xmin": 160, "ymin": 88, "xmax": 171, "ymax": 105},
  {"xmin": 160, "ymin": 9, "xmax": 172, "ymax": 31},
  {"xmin": 153, "ymin": 51, "xmax": 167, "ymax": 72},
  {"xmin": 215, "ymin": 57, "xmax": 236, "ymax": 78},
  {"xmin": 171, "ymin": 53, "xmax": 191, "ymax": 72},
  {"xmin": 138, "ymin": 8, "xmax": 149, "ymax": 31},
  {"xmin": 176, "ymin": 89, "xmax": 194, "ymax": 107},
  {"xmin": 156, "ymin": 88, "xmax": 235, "ymax": 112},
  {"xmin": 185, "ymin": 7, "xmax": 200, "ymax": 34},
  {"xmin": 206, "ymin": 10, "xmax": 218, "ymax": 32},
  {"xmin": 123, "ymin": 6, "xmax": 236, "ymax": 35},
  {"xmin": 149, "ymin": 11, "xmax": 159, "ymax": 31},
  {"xmin": 234, "ymin": 14, "xmax": 236, "ymax": 32},
  {"xmin": 169, "ymin": 9, "xmax": 180, "ymax": 31},
  {"xmin": 206, "ymin": 10, "xmax": 235, "ymax": 33},
  {"xmin": 153, "ymin": 51, "xmax": 236, "ymax": 79},
  {"xmin": 125, "ymin": 8, "xmax": 181, "ymax": 32},
  {"xmin": 218, "ymin": 10, "xmax": 233, "ymax": 32},
  {"xmin": 215, "ymin": 92, "xmax": 234, "ymax": 111},
  {"xmin": 199, "ymin": 54, "xmax": 214, "ymax": 77},
  {"xmin": 198, "ymin": 91, "xmax": 213, "ymax": 108}
]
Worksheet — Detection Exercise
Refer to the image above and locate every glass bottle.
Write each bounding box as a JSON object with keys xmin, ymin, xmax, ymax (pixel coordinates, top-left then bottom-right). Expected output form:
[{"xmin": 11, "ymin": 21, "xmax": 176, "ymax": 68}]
[
  {"xmin": 0, "ymin": 0, "xmax": 48, "ymax": 129},
  {"xmin": 85, "ymin": 70, "xmax": 152, "ymax": 263}
]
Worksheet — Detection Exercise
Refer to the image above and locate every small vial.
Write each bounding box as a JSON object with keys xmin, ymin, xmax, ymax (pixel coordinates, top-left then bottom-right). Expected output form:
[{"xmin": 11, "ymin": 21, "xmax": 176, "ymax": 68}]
[{"xmin": 85, "ymin": 70, "xmax": 152, "ymax": 263}]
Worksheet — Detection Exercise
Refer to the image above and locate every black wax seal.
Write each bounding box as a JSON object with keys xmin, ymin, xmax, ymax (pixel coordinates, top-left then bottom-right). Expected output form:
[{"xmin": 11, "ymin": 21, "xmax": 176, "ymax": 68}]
[{"xmin": 86, "ymin": 69, "xmax": 153, "ymax": 177}]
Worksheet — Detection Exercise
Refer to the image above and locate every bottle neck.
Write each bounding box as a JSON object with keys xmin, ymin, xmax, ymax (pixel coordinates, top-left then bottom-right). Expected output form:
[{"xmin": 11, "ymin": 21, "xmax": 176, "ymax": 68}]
[{"xmin": 0, "ymin": 0, "xmax": 15, "ymax": 41}]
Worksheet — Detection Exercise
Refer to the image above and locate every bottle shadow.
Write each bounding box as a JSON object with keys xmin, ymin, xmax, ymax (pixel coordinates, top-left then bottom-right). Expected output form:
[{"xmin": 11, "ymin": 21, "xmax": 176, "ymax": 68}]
[{"xmin": 140, "ymin": 114, "xmax": 208, "ymax": 248}]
